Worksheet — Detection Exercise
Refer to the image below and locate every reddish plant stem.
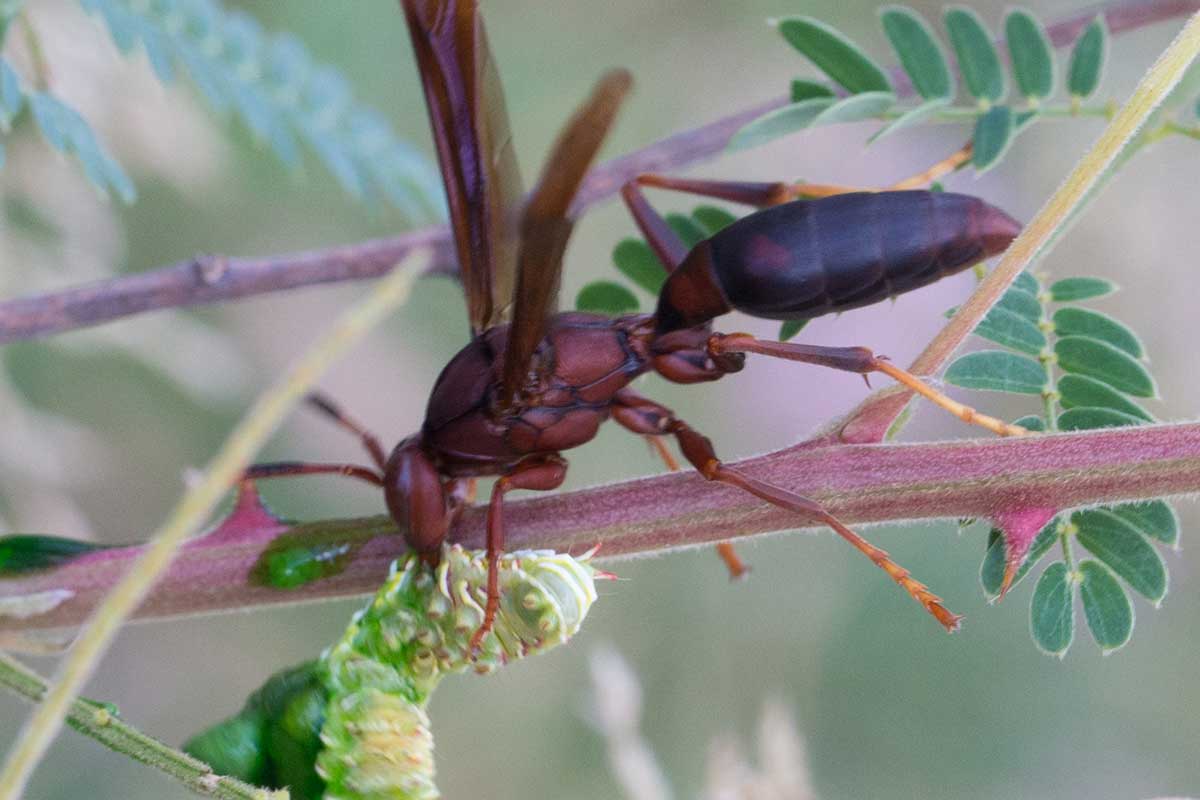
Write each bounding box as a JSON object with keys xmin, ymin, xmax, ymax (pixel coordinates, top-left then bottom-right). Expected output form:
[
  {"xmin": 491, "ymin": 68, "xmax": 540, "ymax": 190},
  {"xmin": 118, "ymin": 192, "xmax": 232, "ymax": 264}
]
[
  {"xmin": 0, "ymin": 0, "xmax": 1194, "ymax": 344},
  {"xmin": 3, "ymin": 421, "xmax": 1198, "ymax": 632}
]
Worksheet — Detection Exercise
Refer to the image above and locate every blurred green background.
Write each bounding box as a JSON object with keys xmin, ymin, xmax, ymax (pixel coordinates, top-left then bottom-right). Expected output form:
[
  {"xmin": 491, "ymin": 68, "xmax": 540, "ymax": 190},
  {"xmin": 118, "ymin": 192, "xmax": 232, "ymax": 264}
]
[{"xmin": 2, "ymin": 0, "xmax": 1199, "ymax": 798}]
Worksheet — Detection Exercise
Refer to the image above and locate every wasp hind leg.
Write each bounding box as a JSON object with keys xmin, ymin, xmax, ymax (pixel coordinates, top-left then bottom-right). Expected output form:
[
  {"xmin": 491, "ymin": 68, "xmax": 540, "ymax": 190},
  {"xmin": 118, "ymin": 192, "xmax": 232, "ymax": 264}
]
[
  {"xmin": 706, "ymin": 334, "xmax": 1027, "ymax": 439},
  {"xmin": 627, "ymin": 142, "xmax": 974, "ymax": 208},
  {"xmin": 612, "ymin": 388, "xmax": 960, "ymax": 630}
]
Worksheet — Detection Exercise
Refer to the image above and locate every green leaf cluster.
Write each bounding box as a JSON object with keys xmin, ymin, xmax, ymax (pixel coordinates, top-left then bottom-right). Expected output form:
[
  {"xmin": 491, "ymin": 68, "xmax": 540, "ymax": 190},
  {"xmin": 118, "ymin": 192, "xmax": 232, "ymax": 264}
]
[
  {"xmin": 733, "ymin": 8, "xmax": 1113, "ymax": 172},
  {"xmin": 947, "ymin": 272, "xmax": 1175, "ymax": 656},
  {"xmin": 75, "ymin": 0, "xmax": 441, "ymax": 217}
]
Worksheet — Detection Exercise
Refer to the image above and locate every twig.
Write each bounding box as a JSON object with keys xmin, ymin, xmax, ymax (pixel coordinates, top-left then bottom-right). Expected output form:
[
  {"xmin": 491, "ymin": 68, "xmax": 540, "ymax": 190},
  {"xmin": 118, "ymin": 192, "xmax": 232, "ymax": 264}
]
[
  {"xmin": 4, "ymin": 421, "xmax": 1200, "ymax": 630},
  {"xmin": 0, "ymin": 0, "xmax": 1194, "ymax": 344},
  {"xmin": 0, "ymin": 653, "xmax": 283, "ymax": 800},
  {"xmin": 0, "ymin": 252, "xmax": 427, "ymax": 800}
]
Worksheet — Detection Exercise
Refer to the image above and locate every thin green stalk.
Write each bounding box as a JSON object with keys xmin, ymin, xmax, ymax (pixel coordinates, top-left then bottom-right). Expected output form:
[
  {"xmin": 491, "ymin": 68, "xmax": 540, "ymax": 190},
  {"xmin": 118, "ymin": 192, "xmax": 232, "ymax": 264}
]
[
  {"xmin": 0, "ymin": 654, "xmax": 282, "ymax": 800},
  {"xmin": 0, "ymin": 251, "xmax": 427, "ymax": 800},
  {"xmin": 879, "ymin": 103, "xmax": 1115, "ymax": 122},
  {"xmin": 1060, "ymin": 521, "xmax": 1077, "ymax": 575},
  {"xmin": 1034, "ymin": 273, "xmax": 1060, "ymax": 433}
]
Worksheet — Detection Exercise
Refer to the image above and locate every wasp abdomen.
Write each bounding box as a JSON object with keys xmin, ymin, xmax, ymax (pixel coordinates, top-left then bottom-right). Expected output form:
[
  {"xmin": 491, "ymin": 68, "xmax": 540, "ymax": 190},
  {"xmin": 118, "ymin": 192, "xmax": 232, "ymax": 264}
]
[{"xmin": 655, "ymin": 191, "xmax": 1020, "ymax": 332}]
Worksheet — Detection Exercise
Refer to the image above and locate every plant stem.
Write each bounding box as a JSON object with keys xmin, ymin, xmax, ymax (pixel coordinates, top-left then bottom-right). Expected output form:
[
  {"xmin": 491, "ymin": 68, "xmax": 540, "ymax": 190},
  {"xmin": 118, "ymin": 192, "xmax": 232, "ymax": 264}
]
[
  {"xmin": 0, "ymin": 654, "xmax": 283, "ymax": 800},
  {"xmin": 5, "ymin": 421, "xmax": 1200, "ymax": 630},
  {"xmin": 0, "ymin": 252, "xmax": 426, "ymax": 800},
  {"xmin": 1035, "ymin": 273, "xmax": 1061, "ymax": 432},
  {"xmin": 880, "ymin": 103, "xmax": 1115, "ymax": 122}
]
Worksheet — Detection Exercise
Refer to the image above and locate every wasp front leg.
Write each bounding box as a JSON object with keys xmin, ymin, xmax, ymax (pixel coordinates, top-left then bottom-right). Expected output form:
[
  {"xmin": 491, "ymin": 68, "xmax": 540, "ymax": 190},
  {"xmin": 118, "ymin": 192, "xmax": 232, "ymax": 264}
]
[{"xmin": 467, "ymin": 455, "xmax": 569, "ymax": 656}]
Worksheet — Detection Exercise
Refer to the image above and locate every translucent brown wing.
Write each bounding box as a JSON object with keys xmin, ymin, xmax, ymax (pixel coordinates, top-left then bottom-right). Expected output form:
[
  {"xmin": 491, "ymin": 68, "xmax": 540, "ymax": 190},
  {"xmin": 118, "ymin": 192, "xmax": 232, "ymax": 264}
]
[
  {"xmin": 497, "ymin": 70, "xmax": 633, "ymax": 409},
  {"xmin": 401, "ymin": 0, "xmax": 522, "ymax": 335}
]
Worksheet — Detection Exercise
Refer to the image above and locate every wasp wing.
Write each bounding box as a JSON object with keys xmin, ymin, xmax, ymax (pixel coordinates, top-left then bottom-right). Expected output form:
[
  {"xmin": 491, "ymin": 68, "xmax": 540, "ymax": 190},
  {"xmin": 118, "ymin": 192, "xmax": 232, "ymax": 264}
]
[
  {"xmin": 402, "ymin": 0, "xmax": 522, "ymax": 335},
  {"xmin": 497, "ymin": 70, "xmax": 632, "ymax": 409}
]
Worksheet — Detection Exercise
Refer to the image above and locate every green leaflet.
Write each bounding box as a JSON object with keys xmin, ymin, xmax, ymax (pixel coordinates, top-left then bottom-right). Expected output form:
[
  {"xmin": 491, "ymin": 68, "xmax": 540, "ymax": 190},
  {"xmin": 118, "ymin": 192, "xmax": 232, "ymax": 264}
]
[
  {"xmin": 0, "ymin": 535, "xmax": 109, "ymax": 575},
  {"xmin": 1012, "ymin": 271, "xmax": 1040, "ymax": 295},
  {"xmin": 1109, "ymin": 501, "xmax": 1179, "ymax": 547},
  {"xmin": 870, "ymin": 97, "xmax": 950, "ymax": 143},
  {"xmin": 1005, "ymin": 9, "xmax": 1056, "ymax": 101},
  {"xmin": 779, "ymin": 319, "xmax": 810, "ymax": 342},
  {"xmin": 1052, "ymin": 307, "xmax": 1144, "ymax": 358},
  {"xmin": 776, "ymin": 16, "xmax": 892, "ymax": 94},
  {"xmin": 26, "ymin": 92, "xmax": 135, "ymax": 202},
  {"xmin": 1078, "ymin": 559, "xmax": 1134, "ymax": 653},
  {"xmin": 944, "ymin": 7, "xmax": 1005, "ymax": 102},
  {"xmin": 1030, "ymin": 561, "xmax": 1074, "ymax": 657},
  {"xmin": 1057, "ymin": 374, "xmax": 1152, "ymax": 421},
  {"xmin": 972, "ymin": 305, "xmax": 1046, "ymax": 355},
  {"xmin": 1068, "ymin": 16, "xmax": 1108, "ymax": 99},
  {"xmin": 575, "ymin": 281, "xmax": 640, "ymax": 316},
  {"xmin": 995, "ymin": 287, "xmax": 1042, "ymax": 321},
  {"xmin": 1057, "ymin": 406, "xmax": 1145, "ymax": 431},
  {"xmin": 944, "ymin": 350, "xmax": 1045, "ymax": 394},
  {"xmin": 880, "ymin": 6, "xmax": 953, "ymax": 99},
  {"xmin": 811, "ymin": 91, "xmax": 897, "ymax": 126},
  {"xmin": 1012, "ymin": 415, "xmax": 1046, "ymax": 431},
  {"xmin": 973, "ymin": 105, "xmax": 1016, "ymax": 172},
  {"xmin": 1048, "ymin": 276, "xmax": 1116, "ymax": 301},
  {"xmin": 1055, "ymin": 336, "xmax": 1157, "ymax": 398},
  {"xmin": 729, "ymin": 98, "xmax": 836, "ymax": 150},
  {"xmin": 692, "ymin": 205, "xmax": 737, "ymax": 235},
  {"xmin": 666, "ymin": 212, "xmax": 708, "ymax": 248},
  {"xmin": 0, "ymin": 57, "xmax": 21, "ymax": 129},
  {"xmin": 612, "ymin": 239, "xmax": 667, "ymax": 295},
  {"xmin": 1074, "ymin": 510, "xmax": 1167, "ymax": 603},
  {"xmin": 790, "ymin": 79, "xmax": 835, "ymax": 101}
]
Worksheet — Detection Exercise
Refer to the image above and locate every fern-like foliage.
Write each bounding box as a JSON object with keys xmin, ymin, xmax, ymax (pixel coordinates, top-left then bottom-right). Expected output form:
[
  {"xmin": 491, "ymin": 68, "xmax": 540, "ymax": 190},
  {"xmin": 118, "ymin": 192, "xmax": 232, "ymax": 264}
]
[
  {"xmin": 76, "ymin": 0, "xmax": 442, "ymax": 217},
  {"xmin": 0, "ymin": 53, "xmax": 135, "ymax": 200},
  {"xmin": 944, "ymin": 273, "xmax": 1175, "ymax": 656}
]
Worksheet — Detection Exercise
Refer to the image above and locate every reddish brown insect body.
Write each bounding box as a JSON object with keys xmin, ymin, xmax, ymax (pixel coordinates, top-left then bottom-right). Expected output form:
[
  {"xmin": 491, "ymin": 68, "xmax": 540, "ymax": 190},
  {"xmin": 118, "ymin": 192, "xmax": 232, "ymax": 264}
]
[{"xmin": 247, "ymin": 0, "xmax": 1023, "ymax": 645}]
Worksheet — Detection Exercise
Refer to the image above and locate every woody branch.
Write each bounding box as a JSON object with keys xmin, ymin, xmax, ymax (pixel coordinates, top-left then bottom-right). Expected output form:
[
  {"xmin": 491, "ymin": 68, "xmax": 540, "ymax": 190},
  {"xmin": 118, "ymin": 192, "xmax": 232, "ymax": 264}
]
[{"xmin": 2, "ymin": 421, "xmax": 1199, "ymax": 633}]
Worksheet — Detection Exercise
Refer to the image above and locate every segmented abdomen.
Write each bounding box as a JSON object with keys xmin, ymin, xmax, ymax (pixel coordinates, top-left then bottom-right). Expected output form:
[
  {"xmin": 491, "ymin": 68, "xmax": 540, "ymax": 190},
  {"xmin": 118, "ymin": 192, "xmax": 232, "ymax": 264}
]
[
  {"xmin": 713, "ymin": 191, "xmax": 1019, "ymax": 318},
  {"xmin": 654, "ymin": 191, "xmax": 1020, "ymax": 332}
]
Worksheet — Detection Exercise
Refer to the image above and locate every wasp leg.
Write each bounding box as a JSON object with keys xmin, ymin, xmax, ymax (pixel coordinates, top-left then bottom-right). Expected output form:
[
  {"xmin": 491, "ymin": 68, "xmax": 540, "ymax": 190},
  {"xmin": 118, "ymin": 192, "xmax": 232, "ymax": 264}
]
[
  {"xmin": 707, "ymin": 333, "xmax": 1028, "ymax": 439},
  {"xmin": 242, "ymin": 461, "xmax": 384, "ymax": 486},
  {"xmin": 304, "ymin": 391, "xmax": 388, "ymax": 470},
  {"xmin": 611, "ymin": 389, "xmax": 958, "ymax": 629},
  {"xmin": 468, "ymin": 455, "xmax": 569, "ymax": 656},
  {"xmin": 617, "ymin": 391, "xmax": 750, "ymax": 580},
  {"xmin": 619, "ymin": 179, "xmax": 690, "ymax": 271},
  {"xmin": 630, "ymin": 141, "xmax": 974, "ymax": 207}
]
